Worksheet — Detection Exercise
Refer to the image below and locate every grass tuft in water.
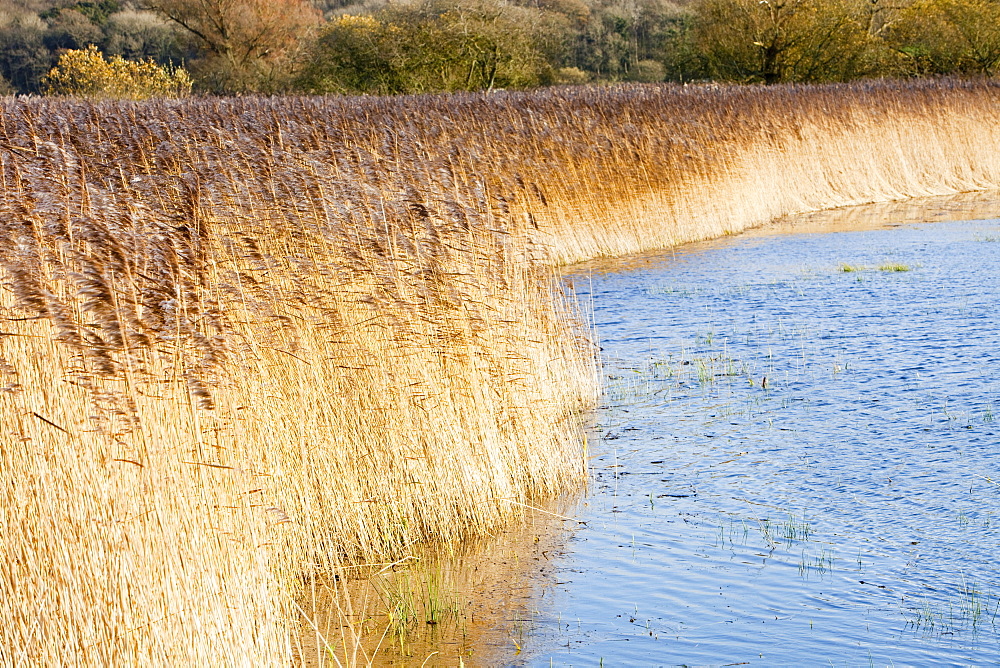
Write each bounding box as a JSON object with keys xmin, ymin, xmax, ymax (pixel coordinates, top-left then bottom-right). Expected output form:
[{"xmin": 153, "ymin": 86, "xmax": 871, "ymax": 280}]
[
  {"xmin": 840, "ymin": 263, "xmax": 866, "ymax": 272},
  {"xmin": 798, "ymin": 549, "xmax": 834, "ymax": 578},
  {"xmin": 782, "ymin": 514, "xmax": 812, "ymax": 544},
  {"xmin": 904, "ymin": 578, "xmax": 995, "ymax": 637}
]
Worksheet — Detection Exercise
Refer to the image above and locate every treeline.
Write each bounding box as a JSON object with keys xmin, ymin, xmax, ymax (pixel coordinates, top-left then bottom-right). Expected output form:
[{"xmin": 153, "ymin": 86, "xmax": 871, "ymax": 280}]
[{"xmin": 1, "ymin": 0, "xmax": 1000, "ymax": 96}]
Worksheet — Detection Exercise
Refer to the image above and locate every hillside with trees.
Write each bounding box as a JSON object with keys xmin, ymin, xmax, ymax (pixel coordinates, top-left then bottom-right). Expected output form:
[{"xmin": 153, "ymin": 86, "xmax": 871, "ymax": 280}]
[{"xmin": 1, "ymin": 0, "xmax": 999, "ymax": 95}]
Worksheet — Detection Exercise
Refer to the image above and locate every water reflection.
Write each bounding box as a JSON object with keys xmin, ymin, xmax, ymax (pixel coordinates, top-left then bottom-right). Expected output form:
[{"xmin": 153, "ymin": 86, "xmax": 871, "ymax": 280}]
[
  {"xmin": 527, "ymin": 203, "xmax": 1000, "ymax": 665},
  {"xmin": 296, "ymin": 504, "xmax": 575, "ymax": 666}
]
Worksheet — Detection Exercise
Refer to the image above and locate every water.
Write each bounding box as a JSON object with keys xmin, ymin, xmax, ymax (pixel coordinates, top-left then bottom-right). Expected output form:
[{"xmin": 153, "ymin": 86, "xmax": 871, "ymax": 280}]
[{"xmin": 521, "ymin": 214, "xmax": 1000, "ymax": 665}]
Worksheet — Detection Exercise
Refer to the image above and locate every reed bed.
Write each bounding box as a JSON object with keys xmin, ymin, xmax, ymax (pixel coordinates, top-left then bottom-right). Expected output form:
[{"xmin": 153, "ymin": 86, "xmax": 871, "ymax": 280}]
[{"xmin": 2, "ymin": 79, "xmax": 1000, "ymax": 664}]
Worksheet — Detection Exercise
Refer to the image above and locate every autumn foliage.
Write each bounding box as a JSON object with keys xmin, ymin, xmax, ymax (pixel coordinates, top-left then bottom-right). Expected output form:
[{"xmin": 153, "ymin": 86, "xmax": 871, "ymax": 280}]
[{"xmin": 141, "ymin": 0, "xmax": 321, "ymax": 91}]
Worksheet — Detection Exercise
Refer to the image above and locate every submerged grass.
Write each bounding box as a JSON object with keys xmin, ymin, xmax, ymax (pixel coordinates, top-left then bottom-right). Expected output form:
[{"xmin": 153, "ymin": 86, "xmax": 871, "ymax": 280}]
[
  {"xmin": 3, "ymin": 79, "xmax": 1000, "ymax": 663},
  {"xmin": 297, "ymin": 509, "xmax": 567, "ymax": 665}
]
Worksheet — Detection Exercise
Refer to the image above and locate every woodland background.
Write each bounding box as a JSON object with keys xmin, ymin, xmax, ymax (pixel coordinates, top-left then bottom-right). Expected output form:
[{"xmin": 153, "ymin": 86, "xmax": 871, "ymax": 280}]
[{"xmin": 0, "ymin": 0, "xmax": 998, "ymax": 95}]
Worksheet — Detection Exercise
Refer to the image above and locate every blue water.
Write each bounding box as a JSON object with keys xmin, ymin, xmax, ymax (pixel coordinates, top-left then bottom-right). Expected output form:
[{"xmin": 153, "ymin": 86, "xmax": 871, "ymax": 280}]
[{"xmin": 523, "ymin": 217, "xmax": 1000, "ymax": 666}]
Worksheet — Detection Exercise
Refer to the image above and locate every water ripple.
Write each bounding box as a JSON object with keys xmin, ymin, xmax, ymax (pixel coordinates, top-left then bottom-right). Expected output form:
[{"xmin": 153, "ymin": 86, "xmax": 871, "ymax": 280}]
[{"xmin": 526, "ymin": 218, "xmax": 1000, "ymax": 666}]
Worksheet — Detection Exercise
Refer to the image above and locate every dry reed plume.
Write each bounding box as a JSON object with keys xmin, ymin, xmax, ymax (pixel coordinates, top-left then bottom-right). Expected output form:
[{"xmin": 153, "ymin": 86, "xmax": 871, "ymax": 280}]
[{"xmin": 2, "ymin": 79, "xmax": 1000, "ymax": 664}]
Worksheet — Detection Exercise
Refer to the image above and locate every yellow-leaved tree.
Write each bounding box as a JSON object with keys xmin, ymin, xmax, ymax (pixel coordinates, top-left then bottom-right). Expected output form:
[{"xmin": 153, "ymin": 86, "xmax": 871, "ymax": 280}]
[{"xmin": 43, "ymin": 45, "xmax": 192, "ymax": 99}]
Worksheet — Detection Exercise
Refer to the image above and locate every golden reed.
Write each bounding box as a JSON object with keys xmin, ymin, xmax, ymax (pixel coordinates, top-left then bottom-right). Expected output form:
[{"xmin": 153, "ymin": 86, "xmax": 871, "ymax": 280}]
[{"xmin": 2, "ymin": 79, "xmax": 1000, "ymax": 664}]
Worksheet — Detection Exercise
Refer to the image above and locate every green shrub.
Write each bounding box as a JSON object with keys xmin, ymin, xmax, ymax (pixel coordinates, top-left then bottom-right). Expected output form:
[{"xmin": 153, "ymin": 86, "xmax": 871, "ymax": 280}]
[
  {"xmin": 687, "ymin": 0, "xmax": 899, "ymax": 83},
  {"xmin": 298, "ymin": 0, "xmax": 560, "ymax": 94},
  {"xmin": 625, "ymin": 59, "xmax": 666, "ymax": 83},
  {"xmin": 887, "ymin": 0, "xmax": 1000, "ymax": 76}
]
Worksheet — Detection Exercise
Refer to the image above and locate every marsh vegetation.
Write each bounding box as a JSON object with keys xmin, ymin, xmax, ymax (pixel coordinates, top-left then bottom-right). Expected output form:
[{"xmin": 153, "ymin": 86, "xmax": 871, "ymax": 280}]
[{"xmin": 2, "ymin": 82, "xmax": 1000, "ymax": 663}]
